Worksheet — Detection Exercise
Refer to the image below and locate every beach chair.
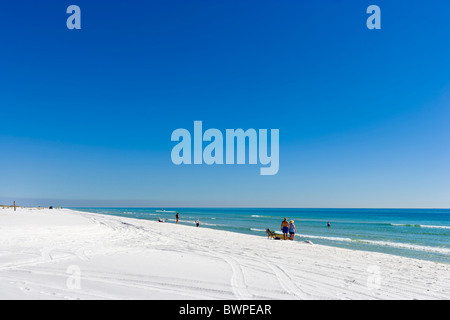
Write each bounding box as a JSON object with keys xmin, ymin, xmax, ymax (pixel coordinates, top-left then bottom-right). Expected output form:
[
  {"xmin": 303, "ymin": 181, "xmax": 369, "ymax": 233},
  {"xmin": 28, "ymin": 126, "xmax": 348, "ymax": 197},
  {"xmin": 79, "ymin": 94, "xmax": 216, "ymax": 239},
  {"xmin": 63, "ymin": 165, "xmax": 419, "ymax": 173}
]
[{"xmin": 266, "ymin": 229, "xmax": 281, "ymax": 240}]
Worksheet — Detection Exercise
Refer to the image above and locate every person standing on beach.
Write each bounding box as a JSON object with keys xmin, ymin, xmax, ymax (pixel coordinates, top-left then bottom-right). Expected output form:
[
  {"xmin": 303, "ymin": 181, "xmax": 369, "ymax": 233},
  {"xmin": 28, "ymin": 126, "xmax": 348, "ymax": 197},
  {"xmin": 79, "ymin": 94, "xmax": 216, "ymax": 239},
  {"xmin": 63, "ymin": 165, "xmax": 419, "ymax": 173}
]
[
  {"xmin": 195, "ymin": 219, "xmax": 200, "ymax": 227},
  {"xmin": 289, "ymin": 220, "xmax": 297, "ymax": 240},
  {"xmin": 281, "ymin": 218, "xmax": 290, "ymax": 240},
  {"xmin": 175, "ymin": 212, "xmax": 179, "ymax": 224}
]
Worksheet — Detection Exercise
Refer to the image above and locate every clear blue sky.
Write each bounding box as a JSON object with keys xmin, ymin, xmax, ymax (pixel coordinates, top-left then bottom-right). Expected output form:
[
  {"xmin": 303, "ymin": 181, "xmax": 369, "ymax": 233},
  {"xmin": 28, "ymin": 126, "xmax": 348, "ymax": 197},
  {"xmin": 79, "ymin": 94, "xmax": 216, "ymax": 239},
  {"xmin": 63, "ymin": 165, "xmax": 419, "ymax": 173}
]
[{"xmin": 1, "ymin": 0, "xmax": 449, "ymax": 208}]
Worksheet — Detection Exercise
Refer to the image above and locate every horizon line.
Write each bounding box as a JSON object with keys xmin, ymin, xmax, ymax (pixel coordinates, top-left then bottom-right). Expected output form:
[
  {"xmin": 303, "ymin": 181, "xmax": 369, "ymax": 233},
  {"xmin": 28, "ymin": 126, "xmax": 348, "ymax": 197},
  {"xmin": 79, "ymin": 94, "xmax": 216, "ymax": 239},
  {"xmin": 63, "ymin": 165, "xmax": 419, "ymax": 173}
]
[{"xmin": 2, "ymin": 197, "xmax": 449, "ymax": 210}]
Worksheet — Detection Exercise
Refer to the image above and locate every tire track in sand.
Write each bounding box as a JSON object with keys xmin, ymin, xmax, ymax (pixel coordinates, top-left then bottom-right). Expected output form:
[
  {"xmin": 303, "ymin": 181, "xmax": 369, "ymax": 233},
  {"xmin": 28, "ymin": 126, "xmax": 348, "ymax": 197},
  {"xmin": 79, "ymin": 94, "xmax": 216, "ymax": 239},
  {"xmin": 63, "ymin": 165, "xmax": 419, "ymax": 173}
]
[{"xmin": 265, "ymin": 262, "xmax": 309, "ymax": 299}]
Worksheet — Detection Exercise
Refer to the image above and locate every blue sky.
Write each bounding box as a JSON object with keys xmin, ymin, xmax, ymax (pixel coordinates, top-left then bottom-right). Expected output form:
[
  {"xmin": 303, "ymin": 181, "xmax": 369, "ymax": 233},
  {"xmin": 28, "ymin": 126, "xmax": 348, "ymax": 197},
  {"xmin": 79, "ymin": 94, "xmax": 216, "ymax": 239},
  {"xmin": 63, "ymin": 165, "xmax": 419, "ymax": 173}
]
[{"xmin": 1, "ymin": 0, "xmax": 449, "ymax": 207}]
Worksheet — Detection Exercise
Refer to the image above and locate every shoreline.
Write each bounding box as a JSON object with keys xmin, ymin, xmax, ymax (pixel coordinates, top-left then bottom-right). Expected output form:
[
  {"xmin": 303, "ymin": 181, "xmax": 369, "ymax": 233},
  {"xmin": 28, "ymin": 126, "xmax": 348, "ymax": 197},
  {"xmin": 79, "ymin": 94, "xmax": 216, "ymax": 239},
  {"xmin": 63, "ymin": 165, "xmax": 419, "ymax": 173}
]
[
  {"xmin": 0, "ymin": 207, "xmax": 449, "ymax": 300},
  {"xmin": 72, "ymin": 207, "xmax": 450, "ymax": 264}
]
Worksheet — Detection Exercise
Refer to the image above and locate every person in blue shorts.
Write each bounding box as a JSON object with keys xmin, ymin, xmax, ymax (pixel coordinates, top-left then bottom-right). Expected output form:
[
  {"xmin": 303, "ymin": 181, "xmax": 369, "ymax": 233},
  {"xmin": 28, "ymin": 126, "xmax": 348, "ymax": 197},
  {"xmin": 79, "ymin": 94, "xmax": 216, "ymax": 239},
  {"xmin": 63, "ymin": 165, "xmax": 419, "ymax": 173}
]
[{"xmin": 281, "ymin": 218, "xmax": 290, "ymax": 240}]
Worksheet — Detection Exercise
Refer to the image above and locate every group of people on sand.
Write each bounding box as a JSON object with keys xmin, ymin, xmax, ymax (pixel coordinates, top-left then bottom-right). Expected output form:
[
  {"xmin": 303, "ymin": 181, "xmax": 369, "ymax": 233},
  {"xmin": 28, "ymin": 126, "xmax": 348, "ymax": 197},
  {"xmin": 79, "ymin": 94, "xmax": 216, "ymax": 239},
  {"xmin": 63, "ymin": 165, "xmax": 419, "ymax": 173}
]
[
  {"xmin": 161, "ymin": 211, "xmax": 330, "ymax": 239},
  {"xmin": 159, "ymin": 212, "xmax": 200, "ymax": 228},
  {"xmin": 281, "ymin": 218, "xmax": 296, "ymax": 240},
  {"xmin": 280, "ymin": 218, "xmax": 331, "ymax": 241}
]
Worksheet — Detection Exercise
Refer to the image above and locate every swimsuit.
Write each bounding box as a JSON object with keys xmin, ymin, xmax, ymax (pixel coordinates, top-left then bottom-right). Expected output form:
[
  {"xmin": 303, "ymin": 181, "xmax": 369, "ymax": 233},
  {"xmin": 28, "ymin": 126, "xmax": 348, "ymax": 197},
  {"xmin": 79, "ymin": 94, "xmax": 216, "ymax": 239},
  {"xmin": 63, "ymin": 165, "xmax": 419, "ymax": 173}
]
[
  {"xmin": 282, "ymin": 226, "xmax": 289, "ymax": 233},
  {"xmin": 289, "ymin": 224, "xmax": 295, "ymax": 234}
]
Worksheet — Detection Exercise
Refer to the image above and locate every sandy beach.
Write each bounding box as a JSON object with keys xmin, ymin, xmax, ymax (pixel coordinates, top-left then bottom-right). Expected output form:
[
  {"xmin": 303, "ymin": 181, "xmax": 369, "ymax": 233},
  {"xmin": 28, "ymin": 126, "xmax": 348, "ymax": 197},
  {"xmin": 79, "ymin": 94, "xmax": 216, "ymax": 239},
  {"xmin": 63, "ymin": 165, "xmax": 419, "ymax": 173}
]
[{"xmin": 0, "ymin": 207, "xmax": 448, "ymax": 300}]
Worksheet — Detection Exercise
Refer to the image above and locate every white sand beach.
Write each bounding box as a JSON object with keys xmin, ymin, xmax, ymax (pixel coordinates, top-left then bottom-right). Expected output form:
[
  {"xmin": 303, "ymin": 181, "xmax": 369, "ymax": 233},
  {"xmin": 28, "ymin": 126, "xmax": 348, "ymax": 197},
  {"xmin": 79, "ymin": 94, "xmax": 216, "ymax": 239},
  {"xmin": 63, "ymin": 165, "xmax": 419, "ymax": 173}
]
[{"xmin": 0, "ymin": 207, "xmax": 448, "ymax": 300}]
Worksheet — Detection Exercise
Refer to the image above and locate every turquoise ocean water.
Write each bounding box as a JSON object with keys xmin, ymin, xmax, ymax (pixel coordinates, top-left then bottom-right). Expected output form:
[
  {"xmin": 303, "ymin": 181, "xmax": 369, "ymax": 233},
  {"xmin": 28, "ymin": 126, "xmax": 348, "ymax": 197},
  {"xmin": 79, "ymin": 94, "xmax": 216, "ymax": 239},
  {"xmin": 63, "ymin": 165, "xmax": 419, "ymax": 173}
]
[{"xmin": 72, "ymin": 208, "xmax": 450, "ymax": 264}]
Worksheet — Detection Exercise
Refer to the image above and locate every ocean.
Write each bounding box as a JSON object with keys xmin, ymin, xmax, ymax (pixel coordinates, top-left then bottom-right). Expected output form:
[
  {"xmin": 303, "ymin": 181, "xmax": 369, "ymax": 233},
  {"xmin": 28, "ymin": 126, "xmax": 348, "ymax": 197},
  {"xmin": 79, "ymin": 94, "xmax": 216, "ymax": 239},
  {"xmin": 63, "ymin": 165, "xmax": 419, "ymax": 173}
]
[{"xmin": 72, "ymin": 208, "xmax": 450, "ymax": 264}]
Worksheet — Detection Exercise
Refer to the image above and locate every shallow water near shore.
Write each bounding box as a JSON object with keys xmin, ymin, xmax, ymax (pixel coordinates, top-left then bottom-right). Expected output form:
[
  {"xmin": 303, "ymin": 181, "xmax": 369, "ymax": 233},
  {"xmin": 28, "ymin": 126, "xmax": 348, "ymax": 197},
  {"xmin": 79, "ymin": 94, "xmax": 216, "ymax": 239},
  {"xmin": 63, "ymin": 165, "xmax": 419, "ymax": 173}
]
[{"xmin": 72, "ymin": 207, "xmax": 450, "ymax": 264}]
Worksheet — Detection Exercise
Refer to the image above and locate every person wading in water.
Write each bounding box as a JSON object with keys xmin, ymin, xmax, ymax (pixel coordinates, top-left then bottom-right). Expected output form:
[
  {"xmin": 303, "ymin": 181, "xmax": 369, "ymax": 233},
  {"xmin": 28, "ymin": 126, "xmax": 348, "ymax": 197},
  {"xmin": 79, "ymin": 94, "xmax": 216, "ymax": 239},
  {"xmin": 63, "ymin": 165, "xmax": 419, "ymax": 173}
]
[{"xmin": 281, "ymin": 218, "xmax": 290, "ymax": 240}]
